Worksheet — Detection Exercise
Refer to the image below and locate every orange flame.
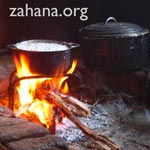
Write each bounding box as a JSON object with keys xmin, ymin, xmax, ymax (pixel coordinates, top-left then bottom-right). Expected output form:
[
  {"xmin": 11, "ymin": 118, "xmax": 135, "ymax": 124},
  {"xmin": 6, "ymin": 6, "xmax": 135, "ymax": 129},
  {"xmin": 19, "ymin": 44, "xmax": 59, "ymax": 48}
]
[{"xmin": 14, "ymin": 53, "xmax": 77, "ymax": 128}]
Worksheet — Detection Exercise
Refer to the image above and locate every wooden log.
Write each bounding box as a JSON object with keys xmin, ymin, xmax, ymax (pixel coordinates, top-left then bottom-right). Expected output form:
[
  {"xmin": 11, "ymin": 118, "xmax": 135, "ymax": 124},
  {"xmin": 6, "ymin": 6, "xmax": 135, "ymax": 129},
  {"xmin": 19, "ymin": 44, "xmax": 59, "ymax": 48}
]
[
  {"xmin": 47, "ymin": 92, "xmax": 119, "ymax": 150},
  {"xmin": 58, "ymin": 93, "xmax": 91, "ymax": 117},
  {"xmin": 48, "ymin": 107, "xmax": 56, "ymax": 134},
  {"xmin": 37, "ymin": 89, "xmax": 90, "ymax": 118},
  {"xmin": 15, "ymin": 103, "xmax": 34, "ymax": 117}
]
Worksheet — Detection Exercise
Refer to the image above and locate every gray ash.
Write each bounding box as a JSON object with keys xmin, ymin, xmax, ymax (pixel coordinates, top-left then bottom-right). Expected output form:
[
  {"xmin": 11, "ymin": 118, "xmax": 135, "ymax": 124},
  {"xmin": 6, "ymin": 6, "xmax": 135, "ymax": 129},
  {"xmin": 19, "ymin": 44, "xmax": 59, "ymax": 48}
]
[{"xmin": 56, "ymin": 97, "xmax": 150, "ymax": 150}]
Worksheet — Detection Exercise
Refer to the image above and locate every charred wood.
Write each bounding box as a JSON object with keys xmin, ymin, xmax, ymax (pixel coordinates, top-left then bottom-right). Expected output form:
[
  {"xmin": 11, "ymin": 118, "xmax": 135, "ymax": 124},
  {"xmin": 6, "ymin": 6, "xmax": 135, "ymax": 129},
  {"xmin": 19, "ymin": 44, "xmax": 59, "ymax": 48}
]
[
  {"xmin": 47, "ymin": 91, "xmax": 119, "ymax": 150},
  {"xmin": 37, "ymin": 89, "xmax": 91, "ymax": 118},
  {"xmin": 58, "ymin": 93, "xmax": 91, "ymax": 117}
]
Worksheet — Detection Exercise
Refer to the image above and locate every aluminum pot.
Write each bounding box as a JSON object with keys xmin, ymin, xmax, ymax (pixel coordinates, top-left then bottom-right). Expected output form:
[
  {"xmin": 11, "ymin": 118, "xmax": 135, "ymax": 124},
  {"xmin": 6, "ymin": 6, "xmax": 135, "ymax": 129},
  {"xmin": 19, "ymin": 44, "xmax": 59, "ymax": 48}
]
[
  {"xmin": 8, "ymin": 39, "xmax": 80, "ymax": 76},
  {"xmin": 79, "ymin": 17, "xmax": 149, "ymax": 72}
]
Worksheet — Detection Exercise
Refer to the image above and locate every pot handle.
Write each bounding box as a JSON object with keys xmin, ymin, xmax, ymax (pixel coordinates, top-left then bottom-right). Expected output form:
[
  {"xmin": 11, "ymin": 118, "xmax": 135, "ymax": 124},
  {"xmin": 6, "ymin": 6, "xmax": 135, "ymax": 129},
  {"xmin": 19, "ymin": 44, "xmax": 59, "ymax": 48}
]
[
  {"xmin": 6, "ymin": 44, "xmax": 16, "ymax": 49},
  {"xmin": 69, "ymin": 43, "xmax": 80, "ymax": 49},
  {"xmin": 105, "ymin": 17, "xmax": 117, "ymax": 24}
]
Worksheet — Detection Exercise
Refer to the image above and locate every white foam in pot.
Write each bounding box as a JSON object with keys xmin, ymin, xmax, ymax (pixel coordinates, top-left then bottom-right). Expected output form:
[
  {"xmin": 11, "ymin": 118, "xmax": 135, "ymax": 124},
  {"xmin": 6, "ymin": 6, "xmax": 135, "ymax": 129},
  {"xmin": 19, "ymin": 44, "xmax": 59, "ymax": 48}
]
[{"xmin": 16, "ymin": 41, "xmax": 68, "ymax": 52}]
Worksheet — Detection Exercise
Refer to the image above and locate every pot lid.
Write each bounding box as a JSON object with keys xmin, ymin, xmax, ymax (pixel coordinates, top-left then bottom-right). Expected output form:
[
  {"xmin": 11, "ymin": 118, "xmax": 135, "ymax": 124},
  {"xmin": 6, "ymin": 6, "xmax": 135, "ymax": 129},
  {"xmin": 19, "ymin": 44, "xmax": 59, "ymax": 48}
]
[{"xmin": 80, "ymin": 17, "xmax": 148, "ymax": 38}]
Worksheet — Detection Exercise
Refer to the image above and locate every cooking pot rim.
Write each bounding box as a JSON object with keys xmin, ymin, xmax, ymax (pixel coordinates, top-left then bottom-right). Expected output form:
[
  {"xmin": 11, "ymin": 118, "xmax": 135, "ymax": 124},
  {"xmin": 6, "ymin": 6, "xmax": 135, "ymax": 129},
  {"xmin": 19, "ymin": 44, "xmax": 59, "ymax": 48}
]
[
  {"xmin": 82, "ymin": 29, "xmax": 149, "ymax": 39},
  {"xmin": 7, "ymin": 39, "xmax": 80, "ymax": 53},
  {"xmin": 79, "ymin": 17, "xmax": 149, "ymax": 39}
]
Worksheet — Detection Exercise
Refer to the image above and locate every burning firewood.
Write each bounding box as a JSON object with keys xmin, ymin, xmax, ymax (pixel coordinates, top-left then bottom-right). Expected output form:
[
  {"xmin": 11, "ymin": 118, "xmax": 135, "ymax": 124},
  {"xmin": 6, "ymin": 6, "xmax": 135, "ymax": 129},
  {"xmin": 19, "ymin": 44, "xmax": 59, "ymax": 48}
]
[
  {"xmin": 58, "ymin": 92, "xmax": 91, "ymax": 117},
  {"xmin": 46, "ymin": 91, "xmax": 119, "ymax": 150},
  {"xmin": 15, "ymin": 102, "xmax": 34, "ymax": 117},
  {"xmin": 36, "ymin": 88, "xmax": 91, "ymax": 118},
  {"xmin": 13, "ymin": 87, "xmax": 118, "ymax": 149}
]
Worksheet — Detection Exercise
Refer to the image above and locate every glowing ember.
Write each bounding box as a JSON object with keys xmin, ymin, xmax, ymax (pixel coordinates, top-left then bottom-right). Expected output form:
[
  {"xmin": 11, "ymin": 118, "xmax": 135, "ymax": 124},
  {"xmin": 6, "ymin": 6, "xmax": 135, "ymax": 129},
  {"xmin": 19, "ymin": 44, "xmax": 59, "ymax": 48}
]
[{"xmin": 14, "ymin": 52, "xmax": 77, "ymax": 129}]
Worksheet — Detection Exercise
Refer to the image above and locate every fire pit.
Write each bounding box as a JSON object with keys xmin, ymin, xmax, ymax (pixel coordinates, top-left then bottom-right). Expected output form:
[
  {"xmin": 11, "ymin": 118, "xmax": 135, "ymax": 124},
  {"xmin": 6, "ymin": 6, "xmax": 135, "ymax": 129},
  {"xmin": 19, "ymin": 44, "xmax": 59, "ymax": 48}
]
[
  {"xmin": 5, "ymin": 40, "xmax": 119, "ymax": 150},
  {"xmin": 1, "ymin": 50, "xmax": 150, "ymax": 150},
  {"xmin": 8, "ymin": 40, "xmax": 81, "ymax": 127},
  {"xmin": 1, "ymin": 35, "xmax": 150, "ymax": 150}
]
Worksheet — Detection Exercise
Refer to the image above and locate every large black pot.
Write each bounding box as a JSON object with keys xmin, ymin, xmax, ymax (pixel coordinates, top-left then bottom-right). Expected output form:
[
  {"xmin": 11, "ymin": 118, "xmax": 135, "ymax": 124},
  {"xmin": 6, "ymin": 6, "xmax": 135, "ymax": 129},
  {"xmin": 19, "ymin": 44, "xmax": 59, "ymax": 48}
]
[
  {"xmin": 8, "ymin": 39, "xmax": 79, "ymax": 76},
  {"xmin": 79, "ymin": 17, "xmax": 149, "ymax": 72}
]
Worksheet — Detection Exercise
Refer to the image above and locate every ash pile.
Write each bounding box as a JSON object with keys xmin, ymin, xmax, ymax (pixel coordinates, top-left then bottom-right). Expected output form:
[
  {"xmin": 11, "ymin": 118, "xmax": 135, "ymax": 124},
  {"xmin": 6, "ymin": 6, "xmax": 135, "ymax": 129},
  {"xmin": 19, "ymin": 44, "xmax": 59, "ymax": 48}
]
[{"xmin": 57, "ymin": 93, "xmax": 150, "ymax": 150}]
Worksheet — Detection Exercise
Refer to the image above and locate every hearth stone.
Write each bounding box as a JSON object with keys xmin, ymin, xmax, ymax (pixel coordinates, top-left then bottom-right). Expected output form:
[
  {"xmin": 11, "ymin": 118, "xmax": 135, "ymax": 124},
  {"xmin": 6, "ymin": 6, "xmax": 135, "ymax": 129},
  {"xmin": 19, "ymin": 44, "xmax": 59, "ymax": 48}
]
[
  {"xmin": 6, "ymin": 135, "xmax": 68, "ymax": 150},
  {"xmin": 0, "ymin": 106, "xmax": 15, "ymax": 118},
  {"xmin": 0, "ymin": 106, "xmax": 69, "ymax": 150}
]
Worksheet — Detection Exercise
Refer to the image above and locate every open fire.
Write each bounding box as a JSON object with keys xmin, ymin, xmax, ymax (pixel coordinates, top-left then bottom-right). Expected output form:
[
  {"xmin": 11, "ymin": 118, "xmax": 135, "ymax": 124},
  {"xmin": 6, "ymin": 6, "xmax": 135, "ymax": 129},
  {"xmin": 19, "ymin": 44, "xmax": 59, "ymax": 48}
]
[
  {"xmin": 13, "ymin": 52, "xmax": 77, "ymax": 129},
  {"xmin": 5, "ymin": 40, "xmax": 119, "ymax": 150}
]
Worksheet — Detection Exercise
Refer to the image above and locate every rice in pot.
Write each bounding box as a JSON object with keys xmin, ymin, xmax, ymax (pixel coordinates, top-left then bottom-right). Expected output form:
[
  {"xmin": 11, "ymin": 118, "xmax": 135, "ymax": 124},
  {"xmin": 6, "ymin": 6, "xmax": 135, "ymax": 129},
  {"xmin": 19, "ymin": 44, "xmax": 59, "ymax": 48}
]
[{"xmin": 16, "ymin": 41, "xmax": 68, "ymax": 52}]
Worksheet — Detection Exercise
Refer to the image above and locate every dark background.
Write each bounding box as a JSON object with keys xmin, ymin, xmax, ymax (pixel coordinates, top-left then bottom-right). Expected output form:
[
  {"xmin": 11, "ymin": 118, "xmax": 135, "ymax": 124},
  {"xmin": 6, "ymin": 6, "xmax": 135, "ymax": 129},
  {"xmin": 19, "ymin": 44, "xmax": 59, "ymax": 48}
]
[{"xmin": 0, "ymin": 0, "xmax": 150, "ymax": 46}]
